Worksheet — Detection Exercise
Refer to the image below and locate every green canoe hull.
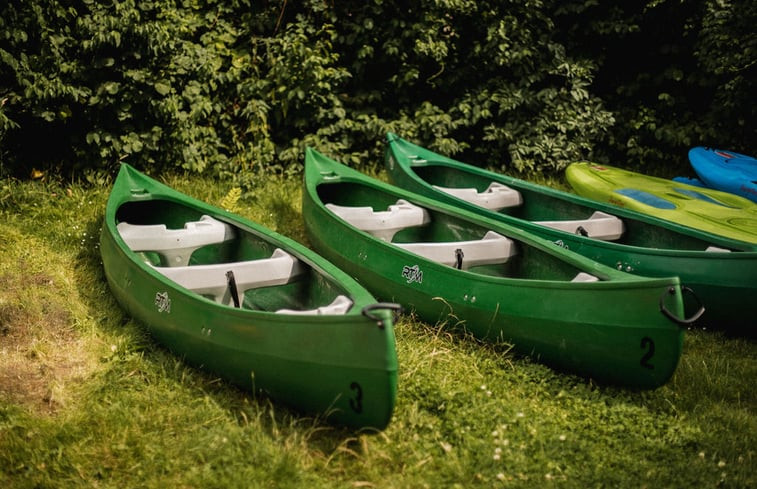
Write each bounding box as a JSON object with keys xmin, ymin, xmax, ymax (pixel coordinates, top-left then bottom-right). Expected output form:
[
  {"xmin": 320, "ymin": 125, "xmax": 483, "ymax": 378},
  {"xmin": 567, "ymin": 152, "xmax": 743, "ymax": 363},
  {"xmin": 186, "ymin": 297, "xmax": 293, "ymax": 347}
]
[
  {"xmin": 303, "ymin": 149, "xmax": 687, "ymax": 389},
  {"xmin": 100, "ymin": 164, "xmax": 398, "ymax": 429},
  {"xmin": 385, "ymin": 133, "xmax": 757, "ymax": 329},
  {"xmin": 565, "ymin": 162, "xmax": 757, "ymax": 244}
]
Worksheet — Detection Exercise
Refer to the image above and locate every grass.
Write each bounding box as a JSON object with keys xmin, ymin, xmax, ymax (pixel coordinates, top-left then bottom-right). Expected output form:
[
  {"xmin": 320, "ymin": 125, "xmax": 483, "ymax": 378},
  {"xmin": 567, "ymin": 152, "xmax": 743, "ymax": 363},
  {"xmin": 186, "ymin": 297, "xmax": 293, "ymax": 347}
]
[{"xmin": 0, "ymin": 170, "xmax": 754, "ymax": 488}]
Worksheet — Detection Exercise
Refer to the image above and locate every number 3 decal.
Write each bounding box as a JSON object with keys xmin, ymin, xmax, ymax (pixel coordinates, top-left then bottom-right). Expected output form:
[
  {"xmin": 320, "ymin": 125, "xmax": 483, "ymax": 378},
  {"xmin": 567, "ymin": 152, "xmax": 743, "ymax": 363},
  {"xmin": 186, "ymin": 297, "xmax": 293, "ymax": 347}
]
[
  {"xmin": 640, "ymin": 337, "xmax": 655, "ymax": 370},
  {"xmin": 349, "ymin": 382, "xmax": 363, "ymax": 413}
]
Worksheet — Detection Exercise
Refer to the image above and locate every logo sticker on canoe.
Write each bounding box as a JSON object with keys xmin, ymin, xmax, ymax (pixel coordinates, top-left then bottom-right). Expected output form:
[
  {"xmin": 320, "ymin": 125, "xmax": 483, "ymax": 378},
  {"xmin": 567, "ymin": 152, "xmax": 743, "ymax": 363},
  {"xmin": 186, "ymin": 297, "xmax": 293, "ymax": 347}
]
[
  {"xmin": 553, "ymin": 239, "xmax": 569, "ymax": 250},
  {"xmin": 154, "ymin": 291, "xmax": 171, "ymax": 313},
  {"xmin": 402, "ymin": 265, "xmax": 423, "ymax": 284}
]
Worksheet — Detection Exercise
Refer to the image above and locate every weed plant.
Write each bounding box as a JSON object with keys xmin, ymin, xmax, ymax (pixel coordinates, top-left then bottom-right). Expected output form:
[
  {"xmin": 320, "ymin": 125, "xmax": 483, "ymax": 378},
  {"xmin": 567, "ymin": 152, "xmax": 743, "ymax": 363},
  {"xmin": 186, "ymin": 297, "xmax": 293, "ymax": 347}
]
[{"xmin": 0, "ymin": 171, "xmax": 754, "ymax": 488}]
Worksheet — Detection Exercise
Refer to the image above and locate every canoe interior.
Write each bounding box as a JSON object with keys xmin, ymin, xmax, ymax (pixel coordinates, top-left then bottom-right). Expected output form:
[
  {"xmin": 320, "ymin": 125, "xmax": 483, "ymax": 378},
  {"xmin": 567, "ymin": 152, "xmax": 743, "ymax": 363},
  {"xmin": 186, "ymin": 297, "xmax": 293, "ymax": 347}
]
[
  {"xmin": 316, "ymin": 182, "xmax": 594, "ymax": 282},
  {"xmin": 411, "ymin": 163, "xmax": 731, "ymax": 252},
  {"xmin": 116, "ymin": 199, "xmax": 347, "ymax": 312}
]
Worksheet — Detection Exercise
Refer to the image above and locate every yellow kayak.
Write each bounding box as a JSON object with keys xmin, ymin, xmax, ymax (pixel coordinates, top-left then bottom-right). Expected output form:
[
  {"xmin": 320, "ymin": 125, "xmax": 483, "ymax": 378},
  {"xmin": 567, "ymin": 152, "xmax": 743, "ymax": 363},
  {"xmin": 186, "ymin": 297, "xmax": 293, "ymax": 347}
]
[{"xmin": 566, "ymin": 162, "xmax": 757, "ymax": 244}]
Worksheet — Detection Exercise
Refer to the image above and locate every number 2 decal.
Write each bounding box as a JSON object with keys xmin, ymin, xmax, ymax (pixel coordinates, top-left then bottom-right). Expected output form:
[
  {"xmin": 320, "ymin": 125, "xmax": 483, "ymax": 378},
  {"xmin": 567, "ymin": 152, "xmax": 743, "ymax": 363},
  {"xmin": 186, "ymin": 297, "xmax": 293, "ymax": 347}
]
[
  {"xmin": 640, "ymin": 337, "xmax": 655, "ymax": 370},
  {"xmin": 349, "ymin": 382, "xmax": 363, "ymax": 413}
]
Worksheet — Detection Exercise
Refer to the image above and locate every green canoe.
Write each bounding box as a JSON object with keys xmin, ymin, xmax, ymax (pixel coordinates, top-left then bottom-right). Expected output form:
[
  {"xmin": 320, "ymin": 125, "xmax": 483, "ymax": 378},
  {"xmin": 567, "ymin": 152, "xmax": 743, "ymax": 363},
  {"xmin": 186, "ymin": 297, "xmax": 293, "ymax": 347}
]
[
  {"xmin": 385, "ymin": 133, "xmax": 757, "ymax": 329},
  {"xmin": 303, "ymin": 148, "xmax": 693, "ymax": 389},
  {"xmin": 566, "ymin": 161, "xmax": 757, "ymax": 244},
  {"xmin": 100, "ymin": 164, "xmax": 400, "ymax": 429}
]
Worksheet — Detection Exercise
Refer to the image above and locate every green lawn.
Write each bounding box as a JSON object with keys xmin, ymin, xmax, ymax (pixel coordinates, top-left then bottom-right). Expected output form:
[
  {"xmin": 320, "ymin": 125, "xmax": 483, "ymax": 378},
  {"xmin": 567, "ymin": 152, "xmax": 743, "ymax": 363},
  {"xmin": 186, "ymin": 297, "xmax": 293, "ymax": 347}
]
[{"xmin": 1, "ymin": 172, "xmax": 754, "ymax": 488}]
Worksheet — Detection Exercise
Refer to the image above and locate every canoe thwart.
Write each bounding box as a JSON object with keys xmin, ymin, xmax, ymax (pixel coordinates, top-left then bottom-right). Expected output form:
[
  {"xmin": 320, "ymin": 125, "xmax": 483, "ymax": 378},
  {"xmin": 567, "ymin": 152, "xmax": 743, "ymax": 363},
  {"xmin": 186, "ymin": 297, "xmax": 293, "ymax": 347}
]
[
  {"xmin": 535, "ymin": 211, "xmax": 625, "ymax": 241},
  {"xmin": 396, "ymin": 231, "xmax": 517, "ymax": 270},
  {"xmin": 154, "ymin": 248, "xmax": 305, "ymax": 305},
  {"xmin": 117, "ymin": 215, "xmax": 235, "ymax": 266},
  {"xmin": 432, "ymin": 182, "xmax": 523, "ymax": 211},
  {"xmin": 326, "ymin": 199, "xmax": 430, "ymax": 241}
]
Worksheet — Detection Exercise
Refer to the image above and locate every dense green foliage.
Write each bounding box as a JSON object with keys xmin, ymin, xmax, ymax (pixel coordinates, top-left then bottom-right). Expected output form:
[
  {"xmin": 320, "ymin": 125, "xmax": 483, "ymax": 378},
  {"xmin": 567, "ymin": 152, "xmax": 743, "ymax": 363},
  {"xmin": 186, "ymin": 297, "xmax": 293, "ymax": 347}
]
[
  {"xmin": 555, "ymin": 0, "xmax": 757, "ymax": 174},
  {"xmin": 1, "ymin": 0, "xmax": 755, "ymax": 184}
]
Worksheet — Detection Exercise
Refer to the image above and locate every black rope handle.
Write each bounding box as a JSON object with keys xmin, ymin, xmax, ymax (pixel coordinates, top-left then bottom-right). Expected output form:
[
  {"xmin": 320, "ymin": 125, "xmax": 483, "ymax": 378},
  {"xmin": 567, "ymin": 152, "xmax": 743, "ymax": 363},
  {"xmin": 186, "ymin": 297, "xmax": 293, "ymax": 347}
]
[
  {"xmin": 659, "ymin": 286, "xmax": 705, "ymax": 326},
  {"xmin": 361, "ymin": 303, "xmax": 403, "ymax": 329}
]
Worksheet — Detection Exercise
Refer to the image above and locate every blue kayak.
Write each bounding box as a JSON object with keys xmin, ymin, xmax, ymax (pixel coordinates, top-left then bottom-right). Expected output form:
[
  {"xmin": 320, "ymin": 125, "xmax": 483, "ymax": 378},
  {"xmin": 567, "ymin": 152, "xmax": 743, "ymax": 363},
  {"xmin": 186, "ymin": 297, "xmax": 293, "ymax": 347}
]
[{"xmin": 688, "ymin": 147, "xmax": 757, "ymax": 203}]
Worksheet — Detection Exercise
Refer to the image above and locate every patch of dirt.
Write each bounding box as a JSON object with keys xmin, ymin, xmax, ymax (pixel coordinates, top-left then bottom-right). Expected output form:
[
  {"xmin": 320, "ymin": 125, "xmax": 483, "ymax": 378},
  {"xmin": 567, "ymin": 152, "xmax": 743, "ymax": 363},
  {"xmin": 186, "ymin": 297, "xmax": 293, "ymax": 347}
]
[{"xmin": 0, "ymin": 267, "xmax": 93, "ymax": 415}]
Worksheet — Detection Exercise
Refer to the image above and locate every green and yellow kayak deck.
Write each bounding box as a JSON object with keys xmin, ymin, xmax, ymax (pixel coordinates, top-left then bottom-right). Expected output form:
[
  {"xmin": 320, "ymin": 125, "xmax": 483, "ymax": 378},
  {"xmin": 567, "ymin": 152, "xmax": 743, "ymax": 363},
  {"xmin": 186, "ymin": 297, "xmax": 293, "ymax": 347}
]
[{"xmin": 566, "ymin": 162, "xmax": 757, "ymax": 244}]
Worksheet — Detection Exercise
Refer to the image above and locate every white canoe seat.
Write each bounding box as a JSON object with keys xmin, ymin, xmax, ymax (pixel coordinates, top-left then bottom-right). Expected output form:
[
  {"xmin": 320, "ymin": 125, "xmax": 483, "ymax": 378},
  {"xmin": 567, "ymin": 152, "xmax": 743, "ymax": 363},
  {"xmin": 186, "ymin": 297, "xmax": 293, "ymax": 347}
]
[
  {"xmin": 396, "ymin": 231, "xmax": 517, "ymax": 270},
  {"xmin": 571, "ymin": 272, "xmax": 599, "ymax": 282},
  {"xmin": 155, "ymin": 248, "xmax": 304, "ymax": 305},
  {"xmin": 535, "ymin": 211, "xmax": 625, "ymax": 241},
  {"xmin": 705, "ymin": 246, "xmax": 731, "ymax": 252},
  {"xmin": 276, "ymin": 295, "xmax": 353, "ymax": 315},
  {"xmin": 326, "ymin": 199, "xmax": 431, "ymax": 242},
  {"xmin": 118, "ymin": 215, "xmax": 235, "ymax": 266},
  {"xmin": 432, "ymin": 182, "xmax": 523, "ymax": 211}
]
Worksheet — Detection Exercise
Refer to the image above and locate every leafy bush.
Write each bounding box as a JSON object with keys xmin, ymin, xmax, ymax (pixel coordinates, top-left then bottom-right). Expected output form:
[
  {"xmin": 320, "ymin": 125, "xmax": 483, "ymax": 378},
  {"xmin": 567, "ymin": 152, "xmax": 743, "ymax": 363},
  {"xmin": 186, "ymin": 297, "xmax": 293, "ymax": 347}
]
[
  {"xmin": 555, "ymin": 0, "xmax": 757, "ymax": 173},
  {"xmin": 1, "ymin": 0, "xmax": 753, "ymax": 184},
  {"xmin": 0, "ymin": 0, "xmax": 270, "ymax": 179},
  {"xmin": 265, "ymin": 0, "xmax": 617, "ymax": 176}
]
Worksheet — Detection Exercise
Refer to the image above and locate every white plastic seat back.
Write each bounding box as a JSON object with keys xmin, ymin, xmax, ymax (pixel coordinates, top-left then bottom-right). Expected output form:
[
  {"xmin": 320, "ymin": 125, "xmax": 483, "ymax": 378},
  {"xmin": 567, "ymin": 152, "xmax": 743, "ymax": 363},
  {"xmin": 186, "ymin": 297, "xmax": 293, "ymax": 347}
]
[
  {"xmin": 155, "ymin": 248, "xmax": 304, "ymax": 305},
  {"xmin": 535, "ymin": 211, "xmax": 625, "ymax": 241},
  {"xmin": 571, "ymin": 272, "xmax": 599, "ymax": 282},
  {"xmin": 705, "ymin": 246, "xmax": 731, "ymax": 252},
  {"xmin": 118, "ymin": 215, "xmax": 235, "ymax": 266},
  {"xmin": 432, "ymin": 182, "xmax": 523, "ymax": 211},
  {"xmin": 276, "ymin": 295, "xmax": 353, "ymax": 315},
  {"xmin": 326, "ymin": 199, "xmax": 430, "ymax": 241},
  {"xmin": 397, "ymin": 231, "xmax": 517, "ymax": 270}
]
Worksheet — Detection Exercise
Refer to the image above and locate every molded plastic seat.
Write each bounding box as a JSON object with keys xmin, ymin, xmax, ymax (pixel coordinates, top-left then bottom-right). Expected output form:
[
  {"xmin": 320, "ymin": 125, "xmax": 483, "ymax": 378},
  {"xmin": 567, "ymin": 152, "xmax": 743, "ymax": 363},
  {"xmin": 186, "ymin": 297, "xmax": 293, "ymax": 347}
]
[
  {"xmin": 535, "ymin": 211, "xmax": 625, "ymax": 241},
  {"xmin": 397, "ymin": 231, "xmax": 517, "ymax": 270},
  {"xmin": 705, "ymin": 246, "xmax": 731, "ymax": 252},
  {"xmin": 117, "ymin": 215, "xmax": 235, "ymax": 266},
  {"xmin": 327, "ymin": 200, "xmax": 516, "ymax": 269},
  {"xmin": 326, "ymin": 199, "xmax": 431, "ymax": 241},
  {"xmin": 155, "ymin": 248, "xmax": 304, "ymax": 305},
  {"xmin": 571, "ymin": 272, "xmax": 599, "ymax": 282},
  {"xmin": 276, "ymin": 295, "xmax": 354, "ymax": 315},
  {"xmin": 432, "ymin": 182, "xmax": 523, "ymax": 211}
]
